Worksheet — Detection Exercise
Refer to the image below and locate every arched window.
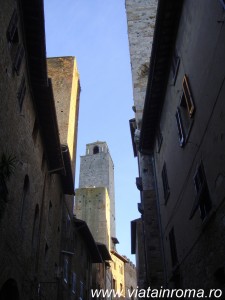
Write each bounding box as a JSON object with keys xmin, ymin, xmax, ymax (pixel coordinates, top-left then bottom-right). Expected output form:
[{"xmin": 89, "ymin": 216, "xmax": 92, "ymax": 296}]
[
  {"xmin": 20, "ymin": 175, "xmax": 30, "ymax": 224},
  {"xmin": 93, "ymin": 146, "xmax": 99, "ymax": 154},
  {"xmin": 32, "ymin": 204, "xmax": 39, "ymax": 250},
  {"xmin": 0, "ymin": 279, "xmax": 20, "ymax": 300}
]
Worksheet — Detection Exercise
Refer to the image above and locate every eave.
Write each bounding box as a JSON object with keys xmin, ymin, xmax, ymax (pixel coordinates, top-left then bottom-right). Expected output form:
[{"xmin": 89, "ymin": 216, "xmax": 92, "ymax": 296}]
[
  {"xmin": 110, "ymin": 250, "xmax": 128, "ymax": 263},
  {"xmin": 19, "ymin": 0, "xmax": 65, "ymax": 173},
  {"xmin": 74, "ymin": 218, "xmax": 103, "ymax": 263},
  {"xmin": 139, "ymin": 0, "xmax": 184, "ymax": 153}
]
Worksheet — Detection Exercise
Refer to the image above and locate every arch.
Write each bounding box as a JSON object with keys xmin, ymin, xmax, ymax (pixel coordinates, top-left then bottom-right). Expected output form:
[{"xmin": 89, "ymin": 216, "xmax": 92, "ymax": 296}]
[
  {"xmin": 0, "ymin": 279, "xmax": 20, "ymax": 300},
  {"xmin": 93, "ymin": 146, "xmax": 99, "ymax": 154}
]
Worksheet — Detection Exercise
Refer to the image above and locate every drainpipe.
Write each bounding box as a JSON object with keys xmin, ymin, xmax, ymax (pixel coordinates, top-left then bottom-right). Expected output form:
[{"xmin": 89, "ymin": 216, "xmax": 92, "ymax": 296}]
[{"xmin": 151, "ymin": 155, "xmax": 168, "ymax": 287}]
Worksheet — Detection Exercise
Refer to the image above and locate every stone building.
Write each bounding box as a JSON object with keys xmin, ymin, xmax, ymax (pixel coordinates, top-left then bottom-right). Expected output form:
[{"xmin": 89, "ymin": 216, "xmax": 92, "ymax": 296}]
[
  {"xmin": 0, "ymin": 1, "xmax": 101, "ymax": 299},
  {"xmin": 125, "ymin": 0, "xmax": 164, "ymax": 288},
  {"xmin": 123, "ymin": 257, "xmax": 137, "ymax": 300},
  {"xmin": 75, "ymin": 141, "xmax": 137, "ymax": 296},
  {"xmin": 128, "ymin": 0, "xmax": 225, "ymax": 291}
]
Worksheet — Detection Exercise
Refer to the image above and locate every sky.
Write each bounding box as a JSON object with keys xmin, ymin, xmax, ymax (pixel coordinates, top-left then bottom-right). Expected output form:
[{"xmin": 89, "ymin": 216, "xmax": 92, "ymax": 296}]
[{"xmin": 44, "ymin": 0, "xmax": 140, "ymax": 263}]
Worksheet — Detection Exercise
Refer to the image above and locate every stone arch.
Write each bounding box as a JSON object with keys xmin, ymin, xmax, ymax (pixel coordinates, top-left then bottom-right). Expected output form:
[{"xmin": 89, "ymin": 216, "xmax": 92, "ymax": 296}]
[
  {"xmin": 0, "ymin": 279, "xmax": 20, "ymax": 300},
  {"xmin": 93, "ymin": 145, "xmax": 99, "ymax": 154}
]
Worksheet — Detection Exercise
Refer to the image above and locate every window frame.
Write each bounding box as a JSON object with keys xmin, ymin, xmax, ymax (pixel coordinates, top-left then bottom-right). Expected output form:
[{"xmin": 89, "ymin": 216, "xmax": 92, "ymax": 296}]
[
  {"xmin": 63, "ymin": 258, "xmax": 69, "ymax": 284},
  {"xmin": 171, "ymin": 50, "xmax": 180, "ymax": 85},
  {"xmin": 162, "ymin": 163, "xmax": 170, "ymax": 204},
  {"xmin": 182, "ymin": 75, "xmax": 195, "ymax": 117},
  {"xmin": 193, "ymin": 162, "xmax": 212, "ymax": 220},
  {"xmin": 175, "ymin": 108, "xmax": 185, "ymax": 147},
  {"xmin": 17, "ymin": 75, "xmax": 26, "ymax": 112}
]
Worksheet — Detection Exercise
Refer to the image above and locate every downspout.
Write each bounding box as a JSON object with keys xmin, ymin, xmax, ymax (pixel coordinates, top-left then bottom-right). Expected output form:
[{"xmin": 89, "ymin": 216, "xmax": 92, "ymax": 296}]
[{"xmin": 151, "ymin": 154, "xmax": 168, "ymax": 287}]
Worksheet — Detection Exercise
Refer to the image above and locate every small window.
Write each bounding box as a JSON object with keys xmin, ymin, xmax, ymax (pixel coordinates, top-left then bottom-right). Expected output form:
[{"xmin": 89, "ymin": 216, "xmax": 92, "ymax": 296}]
[
  {"xmin": 6, "ymin": 10, "xmax": 19, "ymax": 44},
  {"xmin": 162, "ymin": 163, "xmax": 170, "ymax": 203},
  {"xmin": 13, "ymin": 44, "xmax": 24, "ymax": 75},
  {"xmin": 190, "ymin": 162, "xmax": 212, "ymax": 220},
  {"xmin": 171, "ymin": 49, "xmax": 180, "ymax": 85},
  {"xmin": 182, "ymin": 75, "xmax": 195, "ymax": 117},
  {"xmin": 156, "ymin": 127, "xmax": 163, "ymax": 152},
  {"xmin": 175, "ymin": 75, "xmax": 195, "ymax": 147},
  {"xmin": 175, "ymin": 108, "xmax": 185, "ymax": 147},
  {"xmin": 120, "ymin": 283, "xmax": 123, "ymax": 292},
  {"xmin": 113, "ymin": 279, "xmax": 116, "ymax": 290},
  {"xmin": 17, "ymin": 75, "xmax": 26, "ymax": 112},
  {"xmin": 169, "ymin": 228, "xmax": 178, "ymax": 267},
  {"xmin": 93, "ymin": 146, "xmax": 99, "ymax": 154},
  {"xmin": 72, "ymin": 272, "xmax": 76, "ymax": 294},
  {"xmin": 63, "ymin": 258, "xmax": 68, "ymax": 284}
]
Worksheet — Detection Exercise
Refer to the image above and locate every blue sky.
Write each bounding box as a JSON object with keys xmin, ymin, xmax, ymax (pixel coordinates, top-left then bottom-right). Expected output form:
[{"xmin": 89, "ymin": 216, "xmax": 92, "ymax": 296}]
[{"xmin": 44, "ymin": 0, "xmax": 140, "ymax": 263}]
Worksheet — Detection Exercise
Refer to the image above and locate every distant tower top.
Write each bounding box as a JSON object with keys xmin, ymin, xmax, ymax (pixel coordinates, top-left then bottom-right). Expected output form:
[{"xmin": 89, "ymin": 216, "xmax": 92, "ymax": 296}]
[{"xmin": 85, "ymin": 141, "xmax": 109, "ymax": 156}]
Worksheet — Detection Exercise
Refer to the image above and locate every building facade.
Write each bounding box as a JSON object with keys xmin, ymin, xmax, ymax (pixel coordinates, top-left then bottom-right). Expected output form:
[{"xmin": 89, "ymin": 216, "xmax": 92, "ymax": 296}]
[
  {"xmin": 126, "ymin": 0, "xmax": 164, "ymax": 288},
  {"xmin": 128, "ymin": 0, "xmax": 225, "ymax": 291},
  {"xmin": 0, "ymin": 1, "xmax": 102, "ymax": 300}
]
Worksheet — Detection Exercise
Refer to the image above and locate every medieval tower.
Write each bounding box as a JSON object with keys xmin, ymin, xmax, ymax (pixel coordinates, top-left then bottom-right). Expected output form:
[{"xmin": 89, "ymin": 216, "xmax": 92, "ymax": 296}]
[
  {"xmin": 75, "ymin": 141, "xmax": 116, "ymax": 249},
  {"xmin": 75, "ymin": 141, "xmax": 135, "ymax": 296}
]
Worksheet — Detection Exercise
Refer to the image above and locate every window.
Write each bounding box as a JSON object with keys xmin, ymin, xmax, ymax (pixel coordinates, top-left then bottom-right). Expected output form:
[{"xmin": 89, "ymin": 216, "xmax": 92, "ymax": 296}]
[
  {"xmin": 162, "ymin": 163, "xmax": 170, "ymax": 203},
  {"xmin": 190, "ymin": 162, "xmax": 212, "ymax": 220},
  {"xmin": 63, "ymin": 258, "xmax": 69, "ymax": 284},
  {"xmin": 6, "ymin": 10, "xmax": 19, "ymax": 44},
  {"xmin": 175, "ymin": 108, "xmax": 185, "ymax": 147},
  {"xmin": 17, "ymin": 75, "xmax": 26, "ymax": 112},
  {"xmin": 156, "ymin": 127, "xmax": 163, "ymax": 152},
  {"xmin": 169, "ymin": 228, "xmax": 178, "ymax": 267},
  {"xmin": 120, "ymin": 283, "xmax": 123, "ymax": 292},
  {"xmin": 182, "ymin": 75, "xmax": 195, "ymax": 117},
  {"xmin": 72, "ymin": 272, "xmax": 76, "ymax": 294},
  {"xmin": 171, "ymin": 49, "xmax": 180, "ymax": 85},
  {"xmin": 93, "ymin": 145, "xmax": 99, "ymax": 154},
  {"xmin": 13, "ymin": 44, "xmax": 24, "ymax": 75},
  {"xmin": 175, "ymin": 75, "xmax": 195, "ymax": 147},
  {"xmin": 112, "ymin": 279, "xmax": 116, "ymax": 291}
]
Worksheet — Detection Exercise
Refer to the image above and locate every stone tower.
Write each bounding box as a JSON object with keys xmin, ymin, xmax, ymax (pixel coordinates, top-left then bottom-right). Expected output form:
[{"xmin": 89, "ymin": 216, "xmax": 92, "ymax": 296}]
[{"xmin": 75, "ymin": 141, "xmax": 116, "ymax": 248}]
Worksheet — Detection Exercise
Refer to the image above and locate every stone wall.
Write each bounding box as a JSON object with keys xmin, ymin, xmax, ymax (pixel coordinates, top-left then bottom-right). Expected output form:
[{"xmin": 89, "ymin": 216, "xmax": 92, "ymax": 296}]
[
  {"xmin": 125, "ymin": 0, "xmax": 158, "ymax": 128},
  {"xmin": 47, "ymin": 57, "xmax": 80, "ymax": 180}
]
